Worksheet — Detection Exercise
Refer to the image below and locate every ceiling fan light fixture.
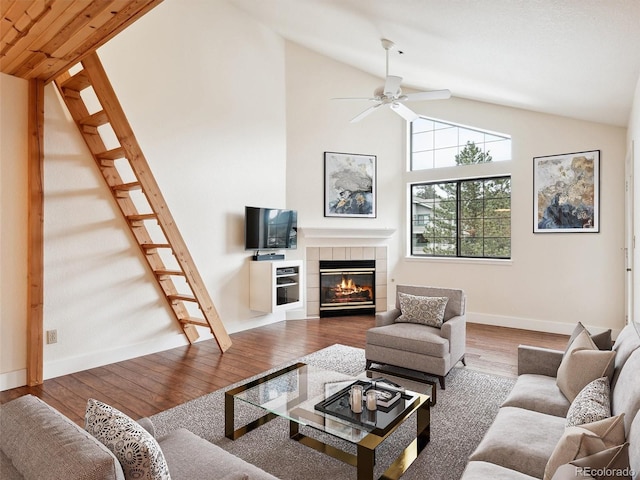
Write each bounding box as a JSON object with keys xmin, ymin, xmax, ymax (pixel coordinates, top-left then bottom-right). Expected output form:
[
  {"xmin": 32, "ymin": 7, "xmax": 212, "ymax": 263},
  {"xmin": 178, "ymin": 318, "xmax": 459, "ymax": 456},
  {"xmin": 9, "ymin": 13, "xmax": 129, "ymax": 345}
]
[{"xmin": 336, "ymin": 38, "xmax": 451, "ymax": 123}]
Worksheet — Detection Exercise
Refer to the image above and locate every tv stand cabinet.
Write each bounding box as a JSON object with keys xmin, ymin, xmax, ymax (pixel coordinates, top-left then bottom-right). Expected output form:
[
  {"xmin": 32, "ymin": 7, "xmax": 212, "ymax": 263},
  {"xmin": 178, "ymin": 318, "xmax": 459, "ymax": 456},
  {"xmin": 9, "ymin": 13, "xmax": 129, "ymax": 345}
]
[{"xmin": 249, "ymin": 260, "xmax": 303, "ymax": 313}]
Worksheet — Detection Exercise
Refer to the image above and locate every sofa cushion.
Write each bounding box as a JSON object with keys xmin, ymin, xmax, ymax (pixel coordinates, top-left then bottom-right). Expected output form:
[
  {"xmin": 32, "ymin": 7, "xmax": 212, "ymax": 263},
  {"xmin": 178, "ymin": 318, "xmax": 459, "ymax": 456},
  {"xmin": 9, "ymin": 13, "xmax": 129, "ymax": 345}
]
[
  {"xmin": 567, "ymin": 322, "xmax": 613, "ymax": 351},
  {"xmin": 543, "ymin": 414, "xmax": 626, "ymax": 480},
  {"xmin": 611, "ymin": 348, "xmax": 640, "ymax": 433},
  {"xmin": 460, "ymin": 460, "xmax": 539, "ymax": 480},
  {"xmin": 0, "ymin": 450, "xmax": 22, "ymax": 480},
  {"xmin": 0, "ymin": 395, "xmax": 124, "ymax": 480},
  {"xmin": 557, "ymin": 330, "xmax": 615, "ymax": 402},
  {"xmin": 629, "ymin": 411, "xmax": 640, "ymax": 480},
  {"xmin": 566, "ymin": 377, "xmax": 611, "ymax": 427},
  {"xmin": 85, "ymin": 399, "xmax": 171, "ymax": 480},
  {"xmin": 502, "ymin": 374, "xmax": 571, "ymax": 417},
  {"xmin": 396, "ymin": 292, "xmax": 448, "ymax": 327},
  {"xmin": 469, "ymin": 406, "xmax": 566, "ymax": 478},
  {"xmin": 157, "ymin": 428, "xmax": 279, "ymax": 480},
  {"xmin": 366, "ymin": 322, "xmax": 449, "ymax": 357},
  {"xmin": 612, "ymin": 324, "xmax": 640, "ymax": 376}
]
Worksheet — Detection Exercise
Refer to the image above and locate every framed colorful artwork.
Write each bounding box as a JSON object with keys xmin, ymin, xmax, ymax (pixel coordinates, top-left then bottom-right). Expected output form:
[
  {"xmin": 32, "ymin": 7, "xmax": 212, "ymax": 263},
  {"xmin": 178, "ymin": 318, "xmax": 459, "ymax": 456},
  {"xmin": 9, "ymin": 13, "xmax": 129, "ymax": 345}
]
[{"xmin": 533, "ymin": 150, "xmax": 600, "ymax": 233}]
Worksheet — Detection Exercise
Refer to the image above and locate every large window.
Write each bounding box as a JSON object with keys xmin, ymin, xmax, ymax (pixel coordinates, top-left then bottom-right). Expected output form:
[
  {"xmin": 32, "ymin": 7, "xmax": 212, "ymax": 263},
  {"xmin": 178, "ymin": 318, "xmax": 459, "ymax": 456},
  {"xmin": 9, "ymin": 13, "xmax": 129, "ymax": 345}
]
[
  {"xmin": 408, "ymin": 116, "xmax": 512, "ymax": 260},
  {"xmin": 411, "ymin": 117, "xmax": 511, "ymax": 170},
  {"xmin": 411, "ymin": 177, "xmax": 511, "ymax": 258}
]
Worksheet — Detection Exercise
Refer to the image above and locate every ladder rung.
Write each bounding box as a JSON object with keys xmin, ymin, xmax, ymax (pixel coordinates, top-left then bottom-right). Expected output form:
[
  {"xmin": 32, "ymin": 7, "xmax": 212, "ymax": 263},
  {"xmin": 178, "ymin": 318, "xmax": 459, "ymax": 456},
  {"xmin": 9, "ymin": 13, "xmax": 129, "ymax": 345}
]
[
  {"xmin": 82, "ymin": 125, "xmax": 98, "ymax": 135},
  {"xmin": 180, "ymin": 317, "xmax": 209, "ymax": 328},
  {"xmin": 112, "ymin": 182, "xmax": 141, "ymax": 191},
  {"xmin": 60, "ymin": 70, "xmax": 91, "ymax": 92},
  {"xmin": 168, "ymin": 294, "xmax": 197, "ymax": 303},
  {"xmin": 97, "ymin": 147, "xmax": 126, "ymax": 161},
  {"xmin": 141, "ymin": 243, "xmax": 171, "ymax": 249},
  {"xmin": 62, "ymin": 88, "xmax": 81, "ymax": 99},
  {"xmin": 127, "ymin": 213, "xmax": 157, "ymax": 222},
  {"xmin": 155, "ymin": 269, "xmax": 185, "ymax": 277},
  {"xmin": 80, "ymin": 110, "xmax": 109, "ymax": 127}
]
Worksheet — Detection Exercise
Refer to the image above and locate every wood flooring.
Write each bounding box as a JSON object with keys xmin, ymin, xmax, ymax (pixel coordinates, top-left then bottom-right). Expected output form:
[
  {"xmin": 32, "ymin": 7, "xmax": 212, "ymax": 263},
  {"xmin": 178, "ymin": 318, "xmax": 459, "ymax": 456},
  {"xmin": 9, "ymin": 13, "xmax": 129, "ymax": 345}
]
[{"xmin": 0, "ymin": 317, "xmax": 568, "ymax": 426}]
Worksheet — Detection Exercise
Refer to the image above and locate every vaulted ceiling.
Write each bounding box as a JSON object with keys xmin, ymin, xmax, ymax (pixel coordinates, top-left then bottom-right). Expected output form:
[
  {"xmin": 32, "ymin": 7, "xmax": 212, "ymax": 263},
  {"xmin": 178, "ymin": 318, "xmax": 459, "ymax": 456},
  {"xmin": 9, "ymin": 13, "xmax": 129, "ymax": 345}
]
[
  {"xmin": 3, "ymin": 1, "xmax": 639, "ymax": 127},
  {"xmin": 230, "ymin": 0, "xmax": 640, "ymax": 127},
  {"xmin": 1, "ymin": 0, "xmax": 163, "ymax": 83}
]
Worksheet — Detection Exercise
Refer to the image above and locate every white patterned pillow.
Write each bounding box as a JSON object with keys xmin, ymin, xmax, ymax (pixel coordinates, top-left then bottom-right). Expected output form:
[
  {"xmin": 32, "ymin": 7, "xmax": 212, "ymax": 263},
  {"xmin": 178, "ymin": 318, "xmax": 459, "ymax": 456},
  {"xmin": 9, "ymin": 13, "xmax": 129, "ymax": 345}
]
[
  {"xmin": 566, "ymin": 376, "xmax": 611, "ymax": 427},
  {"xmin": 85, "ymin": 399, "xmax": 171, "ymax": 480},
  {"xmin": 396, "ymin": 292, "xmax": 449, "ymax": 327}
]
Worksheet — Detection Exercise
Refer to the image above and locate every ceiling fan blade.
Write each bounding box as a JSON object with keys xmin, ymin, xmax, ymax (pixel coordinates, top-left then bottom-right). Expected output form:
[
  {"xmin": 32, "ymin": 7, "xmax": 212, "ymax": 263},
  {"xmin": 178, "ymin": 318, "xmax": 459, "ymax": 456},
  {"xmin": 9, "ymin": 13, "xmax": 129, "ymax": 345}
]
[
  {"xmin": 332, "ymin": 97, "xmax": 377, "ymax": 101},
  {"xmin": 403, "ymin": 89, "xmax": 452, "ymax": 102},
  {"xmin": 351, "ymin": 104, "xmax": 382, "ymax": 123},
  {"xmin": 391, "ymin": 102, "xmax": 419, "ymax": 122},
  {"xmin": 384, "ymin": 75, "xmax": 403, "ymax": 96}
]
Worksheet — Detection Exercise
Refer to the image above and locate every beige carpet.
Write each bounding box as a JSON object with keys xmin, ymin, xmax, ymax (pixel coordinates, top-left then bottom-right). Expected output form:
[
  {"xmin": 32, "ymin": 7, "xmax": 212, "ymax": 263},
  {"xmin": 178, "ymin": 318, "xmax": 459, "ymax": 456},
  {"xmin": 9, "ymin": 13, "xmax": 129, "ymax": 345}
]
[{"xmin": 150, "ymin": 344, "xmax": 515, "ymax": 480}]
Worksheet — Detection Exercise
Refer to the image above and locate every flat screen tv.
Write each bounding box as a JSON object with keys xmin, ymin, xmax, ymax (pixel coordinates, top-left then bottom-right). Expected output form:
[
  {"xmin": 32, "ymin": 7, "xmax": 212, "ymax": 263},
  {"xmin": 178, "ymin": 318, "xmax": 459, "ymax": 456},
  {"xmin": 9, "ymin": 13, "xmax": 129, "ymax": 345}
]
[{"xmin": 244, "ymin": 206, "xmax": 298, "ymax": 250}]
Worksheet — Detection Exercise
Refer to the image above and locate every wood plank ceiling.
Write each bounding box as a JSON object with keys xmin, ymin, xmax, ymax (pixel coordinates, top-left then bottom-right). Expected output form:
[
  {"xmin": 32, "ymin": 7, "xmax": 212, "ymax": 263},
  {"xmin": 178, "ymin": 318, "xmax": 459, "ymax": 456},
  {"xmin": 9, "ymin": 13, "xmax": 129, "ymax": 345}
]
[{"xmin": 1, "ymin": 0, "xmax": 163, "ymax": 83}]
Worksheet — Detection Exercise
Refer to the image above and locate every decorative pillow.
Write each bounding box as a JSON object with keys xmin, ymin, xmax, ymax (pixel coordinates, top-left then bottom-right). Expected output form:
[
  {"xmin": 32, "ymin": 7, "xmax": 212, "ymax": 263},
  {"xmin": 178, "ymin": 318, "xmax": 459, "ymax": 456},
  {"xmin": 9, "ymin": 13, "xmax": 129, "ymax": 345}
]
[
  {"xmin": 85, "ymin": 399, "xmax": 171, "ymax": 480},
  {"xmin": 566, "ymin": 322, "xmax": 613, "ymax": 351},
  {"xmin": 543, "ymin": 414, "xmax": 626, "ymax": 480},
  {"xmin": 551, "ymin": 443, "xmax": 630, "ymax": 480},
  {"xmin": 566, "ymin": 377, "xmax": 611, "ymax": 427},
  {"xmin": 396, "ymin": 292, "xmax": 449, "ymax": 327},
  {"xmin": 557, "ymin": 330, "xmax": 616, "ymax": 401}
]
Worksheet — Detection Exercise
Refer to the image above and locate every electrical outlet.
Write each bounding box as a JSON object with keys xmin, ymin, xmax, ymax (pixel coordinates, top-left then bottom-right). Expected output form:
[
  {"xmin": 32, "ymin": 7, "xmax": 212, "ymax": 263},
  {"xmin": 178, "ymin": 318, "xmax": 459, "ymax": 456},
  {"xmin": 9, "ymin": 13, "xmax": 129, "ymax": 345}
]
[{"xmin": 46, "ymin": 329, "xmax": 58, "ymax": 344}]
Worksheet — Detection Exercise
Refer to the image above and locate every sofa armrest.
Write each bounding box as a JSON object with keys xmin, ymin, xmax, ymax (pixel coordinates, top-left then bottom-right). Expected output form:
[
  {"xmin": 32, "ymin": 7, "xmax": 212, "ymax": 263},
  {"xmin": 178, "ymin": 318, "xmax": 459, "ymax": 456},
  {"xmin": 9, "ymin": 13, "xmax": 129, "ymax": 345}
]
[
  {"xmin": 0, "ymin": 395, "xmax": 124, "ymax": 480},
  {"xmin": 517, "ymin": 345, "xmax": 564, "ymax": 376},
  {"xmin": 441, "ymin": 315, "xmax": 466, "ymax": 362},
  {"xmin": 375, "ymin": 308, "xmax": 401, "ymax": 327}
]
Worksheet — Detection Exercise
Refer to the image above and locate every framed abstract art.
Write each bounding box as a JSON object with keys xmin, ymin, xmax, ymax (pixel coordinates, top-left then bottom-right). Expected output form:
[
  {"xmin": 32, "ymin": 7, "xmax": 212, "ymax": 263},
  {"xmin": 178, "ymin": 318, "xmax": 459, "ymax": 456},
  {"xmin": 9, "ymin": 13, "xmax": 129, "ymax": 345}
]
[
  {"xmin": 533, "ymin": 150, "xmax": 600, "ymax": 233},
  {"xmin": 324, "ymin": 152, "xmax": 376, "ymax": 218}
]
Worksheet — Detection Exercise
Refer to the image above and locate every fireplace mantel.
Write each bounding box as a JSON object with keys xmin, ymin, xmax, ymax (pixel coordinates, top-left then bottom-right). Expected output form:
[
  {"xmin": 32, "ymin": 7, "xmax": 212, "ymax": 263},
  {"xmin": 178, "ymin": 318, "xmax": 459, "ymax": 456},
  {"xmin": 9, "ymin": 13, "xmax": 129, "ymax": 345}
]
[{"xmin": 300, "ymin": 227, "xmax": 396, "ymax": 240}]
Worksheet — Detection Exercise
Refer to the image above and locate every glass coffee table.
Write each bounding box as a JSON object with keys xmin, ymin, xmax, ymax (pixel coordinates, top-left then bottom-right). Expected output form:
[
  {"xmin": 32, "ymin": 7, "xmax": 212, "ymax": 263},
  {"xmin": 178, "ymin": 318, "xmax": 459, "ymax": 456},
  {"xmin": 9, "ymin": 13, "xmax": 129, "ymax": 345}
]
[{"xmin": 225, "ymin": 362, "xmax": 430, "ymax": 480}]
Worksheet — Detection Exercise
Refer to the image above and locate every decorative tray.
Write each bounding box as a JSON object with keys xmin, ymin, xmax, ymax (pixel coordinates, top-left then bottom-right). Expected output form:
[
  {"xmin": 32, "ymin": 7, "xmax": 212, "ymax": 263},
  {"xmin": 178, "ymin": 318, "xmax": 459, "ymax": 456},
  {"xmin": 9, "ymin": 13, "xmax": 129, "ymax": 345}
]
[{"xmin": 313, "ymin": 379, "xmax": 417, "ymax": 431}]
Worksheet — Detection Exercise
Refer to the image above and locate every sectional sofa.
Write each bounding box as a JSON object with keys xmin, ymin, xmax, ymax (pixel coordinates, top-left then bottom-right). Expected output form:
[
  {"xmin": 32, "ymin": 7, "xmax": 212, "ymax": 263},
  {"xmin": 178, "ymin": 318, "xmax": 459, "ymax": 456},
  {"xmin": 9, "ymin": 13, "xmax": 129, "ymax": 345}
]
[
  {"xmin": 461, "ymin": 323, "xmax": 640, "ymax": 479},
  {"xmin": 0, "ymin": 395, "xmax": 277, "ymax": 480}
]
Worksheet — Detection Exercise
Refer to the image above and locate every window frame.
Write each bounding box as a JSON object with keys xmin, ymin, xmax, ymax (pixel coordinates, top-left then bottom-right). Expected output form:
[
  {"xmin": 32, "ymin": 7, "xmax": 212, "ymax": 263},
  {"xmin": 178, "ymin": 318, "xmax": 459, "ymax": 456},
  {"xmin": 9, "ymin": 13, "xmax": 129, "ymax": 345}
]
[
  {"xmin": 410, "ymin": 175, "xmax": 512, "ymax": 260},
  {"xmin": 409, "ymin": 117, "xmax": 511, "ymax": 171}
]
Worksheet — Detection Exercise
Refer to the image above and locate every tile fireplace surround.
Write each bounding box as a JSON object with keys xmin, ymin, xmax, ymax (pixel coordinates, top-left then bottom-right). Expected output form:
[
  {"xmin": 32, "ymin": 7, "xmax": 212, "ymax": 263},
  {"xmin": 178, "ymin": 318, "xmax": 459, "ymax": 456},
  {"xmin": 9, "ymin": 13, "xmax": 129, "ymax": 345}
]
[{"xmin": 306, "ymin": 246, "xmax": 388, "ymax": 317}]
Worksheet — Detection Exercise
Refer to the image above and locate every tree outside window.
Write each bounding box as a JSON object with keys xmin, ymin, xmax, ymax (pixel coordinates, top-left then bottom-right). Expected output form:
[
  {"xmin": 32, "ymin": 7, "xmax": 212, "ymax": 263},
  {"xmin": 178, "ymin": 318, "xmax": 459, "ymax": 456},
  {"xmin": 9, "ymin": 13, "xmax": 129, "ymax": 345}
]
[{"xmin": 411, "ymin": 142, "xmax": 511, "ymax": 259}]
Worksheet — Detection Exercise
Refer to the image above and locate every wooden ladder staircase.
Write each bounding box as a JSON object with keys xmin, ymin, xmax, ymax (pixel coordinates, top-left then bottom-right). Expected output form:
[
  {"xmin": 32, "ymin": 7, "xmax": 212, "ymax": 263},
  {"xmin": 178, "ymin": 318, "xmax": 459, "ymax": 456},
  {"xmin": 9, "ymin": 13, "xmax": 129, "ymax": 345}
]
[{"xmin": 53, "ymin": 52, "xmax": 231, "ymax": 352}]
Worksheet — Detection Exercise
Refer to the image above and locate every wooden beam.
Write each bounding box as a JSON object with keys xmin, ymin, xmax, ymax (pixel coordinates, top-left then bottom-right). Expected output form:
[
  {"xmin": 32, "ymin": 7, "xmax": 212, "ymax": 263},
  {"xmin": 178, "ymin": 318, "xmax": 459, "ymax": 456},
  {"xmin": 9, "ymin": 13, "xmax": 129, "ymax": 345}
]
[{"xmin": 27, "ymin": 77, "xmax": 45, "ymax": 386}]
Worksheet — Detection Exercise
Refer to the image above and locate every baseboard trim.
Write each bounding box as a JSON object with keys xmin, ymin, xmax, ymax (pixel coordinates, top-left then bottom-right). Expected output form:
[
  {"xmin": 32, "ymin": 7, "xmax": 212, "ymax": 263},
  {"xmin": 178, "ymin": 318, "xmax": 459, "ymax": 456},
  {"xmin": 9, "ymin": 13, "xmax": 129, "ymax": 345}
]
[
  {"xmin": 0, "ymin": 369, "xmax": 27, "ymax": 392},
  {"xmin": 467, "ymin": 312, "xmax": 622, "ymax": 337}
]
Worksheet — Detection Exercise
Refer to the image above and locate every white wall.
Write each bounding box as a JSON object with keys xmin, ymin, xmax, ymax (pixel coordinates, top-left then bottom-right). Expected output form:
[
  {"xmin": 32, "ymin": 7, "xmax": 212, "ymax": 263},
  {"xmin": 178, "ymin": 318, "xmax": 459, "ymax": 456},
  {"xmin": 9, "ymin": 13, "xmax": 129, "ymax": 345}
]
[
  {"xmin": 0, "ymin": 2, "xmax": 634, "ymax": 388},
  {"xmin": 0, "ymin": 74, "xmax": 29, "ymax": 389},
  {"xmin": 1, "ymin": 0, "xmax": 289, "ymax": 387},
  {"xmin": 286, "ymin": 43, "xmax": 627, "ymax": 335}
]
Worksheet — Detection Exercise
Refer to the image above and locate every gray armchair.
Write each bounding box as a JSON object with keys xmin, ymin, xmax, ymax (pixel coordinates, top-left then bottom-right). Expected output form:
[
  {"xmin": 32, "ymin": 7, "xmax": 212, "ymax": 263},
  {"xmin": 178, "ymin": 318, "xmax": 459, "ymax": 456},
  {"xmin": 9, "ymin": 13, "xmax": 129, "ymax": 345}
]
[{"xmin": 365, "ymin": 285, "xmax": 467, "ymax": 390}]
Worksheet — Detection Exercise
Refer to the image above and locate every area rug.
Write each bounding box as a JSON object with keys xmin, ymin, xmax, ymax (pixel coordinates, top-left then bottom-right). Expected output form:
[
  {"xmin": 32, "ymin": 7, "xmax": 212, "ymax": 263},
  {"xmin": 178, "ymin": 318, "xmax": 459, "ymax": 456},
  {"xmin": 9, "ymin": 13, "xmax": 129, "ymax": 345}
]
[{"xmin": 150, "ymin": 344, "xmax": 515, "ymax": 480}]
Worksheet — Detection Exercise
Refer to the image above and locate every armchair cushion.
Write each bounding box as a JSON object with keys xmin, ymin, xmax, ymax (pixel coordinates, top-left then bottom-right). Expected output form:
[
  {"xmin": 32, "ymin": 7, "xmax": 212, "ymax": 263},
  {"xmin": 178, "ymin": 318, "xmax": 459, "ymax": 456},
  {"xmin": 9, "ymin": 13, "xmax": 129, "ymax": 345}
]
[
  {"xmin": 367, "ymin": 323, "xmax": 449, "ymax": 357},
  {"xmin": 396, "ymin": 292, "xmax": 448, "ymax": 327}
]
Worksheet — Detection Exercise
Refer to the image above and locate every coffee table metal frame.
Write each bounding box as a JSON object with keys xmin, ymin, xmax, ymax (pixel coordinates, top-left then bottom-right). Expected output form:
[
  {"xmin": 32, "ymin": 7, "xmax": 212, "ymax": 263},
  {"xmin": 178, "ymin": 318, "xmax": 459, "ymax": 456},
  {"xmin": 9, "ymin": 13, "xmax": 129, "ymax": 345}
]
[{"xmin": 225, "ymin": 362, "xmax": 430, "ymax": 480}]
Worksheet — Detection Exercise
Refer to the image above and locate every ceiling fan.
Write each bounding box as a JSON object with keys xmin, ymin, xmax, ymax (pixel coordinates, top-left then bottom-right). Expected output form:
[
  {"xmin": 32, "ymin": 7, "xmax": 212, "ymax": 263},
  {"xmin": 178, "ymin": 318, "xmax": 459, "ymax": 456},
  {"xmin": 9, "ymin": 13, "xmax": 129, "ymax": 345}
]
[{"xmin": 337, "ymin": 38, "xmax": 451, "ymax": 123}]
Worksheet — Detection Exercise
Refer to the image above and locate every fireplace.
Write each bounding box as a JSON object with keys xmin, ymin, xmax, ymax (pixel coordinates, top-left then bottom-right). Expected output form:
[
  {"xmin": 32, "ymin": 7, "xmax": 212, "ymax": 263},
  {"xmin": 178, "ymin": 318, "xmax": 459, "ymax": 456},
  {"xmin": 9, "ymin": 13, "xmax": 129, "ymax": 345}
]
[{"xmin": 319, "ymin": 260, "xmax": 375, "ymax": 317}]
